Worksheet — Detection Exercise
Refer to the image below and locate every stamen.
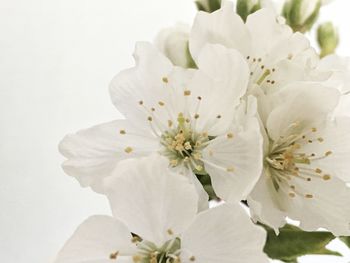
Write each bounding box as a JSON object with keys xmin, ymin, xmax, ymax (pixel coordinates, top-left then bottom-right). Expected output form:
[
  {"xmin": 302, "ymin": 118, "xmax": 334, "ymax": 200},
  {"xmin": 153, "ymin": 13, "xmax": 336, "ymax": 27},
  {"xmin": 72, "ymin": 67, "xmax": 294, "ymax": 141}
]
[
  {"xmin": 124, "ymin": 147, "xmax": 133, "ymax": 154},
  {"xmin": 110, "ymin": 251, "xmax": 119, "ymax": 260}
]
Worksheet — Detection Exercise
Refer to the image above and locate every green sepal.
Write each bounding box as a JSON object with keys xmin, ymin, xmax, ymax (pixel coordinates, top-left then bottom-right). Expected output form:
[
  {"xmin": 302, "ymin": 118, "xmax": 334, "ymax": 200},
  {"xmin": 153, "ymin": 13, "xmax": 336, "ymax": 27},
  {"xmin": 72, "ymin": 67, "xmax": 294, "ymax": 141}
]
[
  {"xmin": 185, "ymin": 41, "xmax": 197, "ymax": 69},
  {"xmin": 195, "ymin": 0, "xmax": 221, "ymax": 13},
  {"xmin": 195, "ymin": 173, "xmax": 219, "ymax": 200},
  {"xmin": 263, "ymin": 224, "xmax": 341, "ymax": 262},
  {"xmin": 282, "ymin": 0, "xmax": 321, "ymax": 33},
  {"xmin": 236, "ymin": 0, "xmax": 261, "ymax": 22}
]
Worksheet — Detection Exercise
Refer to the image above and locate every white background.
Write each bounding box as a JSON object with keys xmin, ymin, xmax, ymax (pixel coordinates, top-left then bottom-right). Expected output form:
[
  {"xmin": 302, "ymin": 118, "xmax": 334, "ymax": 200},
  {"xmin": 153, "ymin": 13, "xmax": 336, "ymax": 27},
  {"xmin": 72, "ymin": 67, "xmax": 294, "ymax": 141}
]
[{"xmin": 1, "ymin": 0, "xmax": 350, "ymax": 262}]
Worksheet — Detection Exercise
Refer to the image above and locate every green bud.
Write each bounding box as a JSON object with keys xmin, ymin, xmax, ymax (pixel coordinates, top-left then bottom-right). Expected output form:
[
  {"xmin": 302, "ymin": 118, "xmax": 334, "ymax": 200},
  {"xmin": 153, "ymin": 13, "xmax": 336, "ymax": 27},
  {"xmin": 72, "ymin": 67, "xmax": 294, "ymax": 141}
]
[
  {"xmin": 236, "ymin": 0, "xmax": 262, "ymax": 22},
  {"xmin": 282, "ymin": 0, "xmax": 322, "ymax": 33},
  {"xmin": 195, "ymin": 0, "xmax": 221, "ymax": 13},
  {"xmin": 317, "ymin": 22, "xmax": 339, "ymax": 58}
]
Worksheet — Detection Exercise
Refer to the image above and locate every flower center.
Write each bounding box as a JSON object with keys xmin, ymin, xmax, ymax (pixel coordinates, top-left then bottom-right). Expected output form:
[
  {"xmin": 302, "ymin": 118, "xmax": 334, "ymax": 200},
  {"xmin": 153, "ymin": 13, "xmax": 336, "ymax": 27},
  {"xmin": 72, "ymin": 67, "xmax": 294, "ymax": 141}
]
[
  {"xmin": 133, "ymin": 238, "xmax": 181, "ymax": 263},
  {"xmin": 265, "ymin": 124, "xmax": 333, "ymax": 198},
  {"xmin": 160, "ymin": 113, "xmax": 209, "ymax": 173}
]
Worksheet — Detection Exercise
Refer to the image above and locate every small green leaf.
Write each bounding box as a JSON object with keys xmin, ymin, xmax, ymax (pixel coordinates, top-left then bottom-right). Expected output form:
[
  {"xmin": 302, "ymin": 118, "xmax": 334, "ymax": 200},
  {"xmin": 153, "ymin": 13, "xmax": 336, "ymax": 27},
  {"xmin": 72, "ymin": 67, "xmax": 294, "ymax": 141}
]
[
  {"xmin": 340, "ymin": 236, "xmax": 350, "ymax": 248},
  {"xmin": 263, "ymin": 224, "xmax": 341, "ymax": 262}
]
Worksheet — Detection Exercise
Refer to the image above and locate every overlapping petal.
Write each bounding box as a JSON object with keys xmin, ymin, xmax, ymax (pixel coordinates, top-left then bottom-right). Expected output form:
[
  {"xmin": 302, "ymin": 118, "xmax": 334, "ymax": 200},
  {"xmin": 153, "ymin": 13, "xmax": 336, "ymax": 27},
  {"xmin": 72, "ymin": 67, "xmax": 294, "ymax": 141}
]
[
  {"xmin": 181, "ymin": 203, "xmax": 268, "ymax": 263},
  {"xmin": 103, "ymin": 156, "xmax": 198, "ymax": 246},
  {"xmin": 59, "ymin": 120, "xmax": 158, "ymax": 190},
  {"xmin": 55, "ymin": 216, "xmax": 135, "ymax": 263},
  {"xmin": 202, "ymin": 114, "xmax": 263, "ymax": 201}
]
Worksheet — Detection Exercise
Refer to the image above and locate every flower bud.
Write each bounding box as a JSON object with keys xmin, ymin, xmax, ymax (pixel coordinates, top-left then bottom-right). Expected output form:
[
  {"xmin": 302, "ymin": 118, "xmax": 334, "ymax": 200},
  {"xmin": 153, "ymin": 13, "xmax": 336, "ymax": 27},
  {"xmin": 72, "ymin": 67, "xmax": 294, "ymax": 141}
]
[
  {"xmin": 155, "ymin": 24, "xmax": 196, "ymax": 68},
  {"xmin": 282, "ymin": 0, "xmax": 323, "ymax": 32},
  {"xmin": 236, "ymin": 0, "xmax": 262, "ymax": 22},
  {"xmin": 317, "ymin": 22, "xmax": 339, "ymax": 58},
  {"xmin": 195, "ymin": 0, "xmax": 221, "ymax": 13}
]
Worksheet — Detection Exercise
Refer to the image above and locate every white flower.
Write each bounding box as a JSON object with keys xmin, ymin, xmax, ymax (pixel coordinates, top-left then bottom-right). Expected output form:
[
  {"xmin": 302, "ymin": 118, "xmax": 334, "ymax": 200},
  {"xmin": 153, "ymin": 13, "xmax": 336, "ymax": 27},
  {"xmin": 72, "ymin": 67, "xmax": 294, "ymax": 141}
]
[
  {"xmin": 315, "ymin": 55, "xmax": 350, "ymax": 117},
  {"xmin": 155, "ymin": 24, "xmax": 194, "ymax": 68},
  {"xmin": 190, "ymin": 1, "xmax": 318, "ymax": 95},
  {"xmin": 247, "ymin": 84, "xmax": 350, "ymax": 235},
  {"xmin": 54, "ymin": 156, "xmax": 268, "ymax": 263},
  {"xmin": 59, "ymin": 41, "xmax": 263, "ymax": 202}
]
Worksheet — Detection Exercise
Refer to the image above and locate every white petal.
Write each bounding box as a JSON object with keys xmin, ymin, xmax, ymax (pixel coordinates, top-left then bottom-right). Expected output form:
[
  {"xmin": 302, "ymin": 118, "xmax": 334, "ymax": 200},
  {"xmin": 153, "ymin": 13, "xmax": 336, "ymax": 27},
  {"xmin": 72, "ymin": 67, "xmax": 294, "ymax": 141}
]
[
  {"xmin": 103, "ymin": 155, "xmax": 198, "ymax": 246},
  {"xmin": 190, "ymin": 1, "xmax": 251, "ymax": 61},
  {"xmin": 250, "ymin": 164, "xmax": 350, "ymax": 235},
  {"xmin": 59, "ymin": 120, "xmax": 158, "ymax": 191},
  {"xmin": 155, "ymin": 23, "xmax": 192, "ymax": 68},
  {"xmin": 187, "ymin": 44, "xmax": 250, "ymax": 135},
  {"xmin": 170, "ymin": 165, "xmax": 209, "ymax": 212},
  {"xmin": 109, "ymin": 42, "xmax": 194, "ymax": 128},
  {"xmin": 202, "ymin": 114, "xmax": 263, "ymax": 201},
  {"xmin": 55, "ymin": 216, "xmax": 135, "ymax": 263},
  {"xmin": 290, "ymin": 175, "xmax": 350, "ymax": 236},
  {"xmin": 188, "ymin": 170, "xmax": 210, "ymax": 212},
  {"xmin": 300, "ymin": 117, "xmax": 350, "ymax": 182},
  {"xmin": 181, "ymin": 203, "xmax": 268, "ymax": 263},
  {"xmin": 248, "ymin": 171, "xmax": 288, "ymax": 232},
  {"xmin": 266, "ymin": 83, "xmax": 340, "ymax": 141},
  {"xmin": 317, "ymin": 55, "xmax": 350, "ymax": 94},
  {"xmin": 246, "ymin": 8, "xmax": 292, "ymax": 56},
  {"xmin": 194, "ymin": 44, "xmax": 249, "ymax": 106}
]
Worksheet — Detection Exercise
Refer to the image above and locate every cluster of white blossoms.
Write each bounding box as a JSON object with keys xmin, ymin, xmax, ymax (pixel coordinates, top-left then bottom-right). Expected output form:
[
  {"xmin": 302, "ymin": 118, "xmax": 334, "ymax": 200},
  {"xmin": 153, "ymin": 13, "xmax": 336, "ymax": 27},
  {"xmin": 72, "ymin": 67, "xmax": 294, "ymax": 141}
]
[{"xmin": 56, "ymin": 1, "xmax": 350, "ymax": 262}]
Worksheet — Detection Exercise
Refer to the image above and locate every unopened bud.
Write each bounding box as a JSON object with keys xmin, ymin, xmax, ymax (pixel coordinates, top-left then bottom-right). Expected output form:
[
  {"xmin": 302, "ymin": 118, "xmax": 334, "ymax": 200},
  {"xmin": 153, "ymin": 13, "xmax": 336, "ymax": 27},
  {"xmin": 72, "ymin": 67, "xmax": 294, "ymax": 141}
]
[
  {"xmin": 155, "ymin": 24, "xmax": 196, "ymax": 68},
  {"xmin": 317, "ymin": 22, "xmax": 339, "ymax": 58},
  {"xmin": 195, "ymin": 0, "xmax": 221, "ymax": 13},
  {"xmin": 236, "ymin": 0, "xmax": 262, "ymax": 22},
  {"xmin": 283, "ymin": 0, "xmax": 322, "ymax": 32}
]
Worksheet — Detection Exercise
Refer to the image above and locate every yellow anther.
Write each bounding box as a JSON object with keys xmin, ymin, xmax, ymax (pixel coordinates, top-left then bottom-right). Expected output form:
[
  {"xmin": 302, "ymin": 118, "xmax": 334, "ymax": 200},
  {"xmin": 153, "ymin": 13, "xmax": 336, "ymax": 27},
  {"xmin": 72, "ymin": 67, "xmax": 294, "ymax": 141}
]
[
  {"xmin": 193, "ymin": 153, "xmax": 201, "ymax": 160},
  {"xmin": 170, "ymin": 159, "xmax": 178, "ymax": 166},
  {"xmin": 120, "ymin": 129, "xmax": 126, "ymax": 135},
  {"xmin": 323, "ymin": 174, "xmax": 331, "ymax": 180},
  {"xmin": 305, "ymin": 194, "xmax": 313, "ymax": 199},
  {"xmin": 167, "ymin": 228, "xmax": 174, "ymax": 235},
  {"xmin": 289, "ymin": 193, "xmax": 296, "ymax": 198},
  {"xmin": 184, "ymin": 142, "xmax": 192, "ymax": 150},
  {"xmin": 315, "ymin": 168, "xmax": 322, "ymax": 174},
  {"xmin": 226, "ymin": 167, "xmax": 235, "ymax": 173},
  {"xmin": 184, "ymin": 90, "xmax": 191, "ymax": 96},
  {"xmin": 158, "ymin": 101, "xmax": 165, "ymax": 106},
  {"xmin": 147, "ymin": 116, "xmax": 153, "ymax": 121},
  {"xmin": 162, "ymin": 77, "xmax": 169, "ymax": 83},
  {"xmin": 325, "ymin": 151, "xmax": 333, "ymax": 156},
  {"xmin": 227, "ymin": 133, "xmax": 234, "ymax": 139},
  {"xmin": 124, "ymin": 147, "xmax": 133, "ymax": 154},
  {"xmin": 110, "ymin": 251, "xmax": 119, "ymax": 260}
]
